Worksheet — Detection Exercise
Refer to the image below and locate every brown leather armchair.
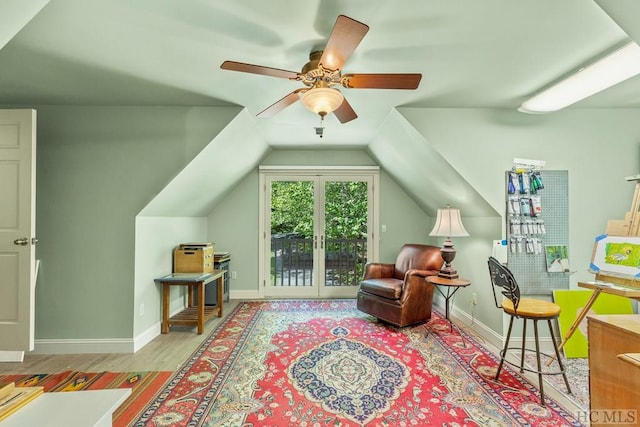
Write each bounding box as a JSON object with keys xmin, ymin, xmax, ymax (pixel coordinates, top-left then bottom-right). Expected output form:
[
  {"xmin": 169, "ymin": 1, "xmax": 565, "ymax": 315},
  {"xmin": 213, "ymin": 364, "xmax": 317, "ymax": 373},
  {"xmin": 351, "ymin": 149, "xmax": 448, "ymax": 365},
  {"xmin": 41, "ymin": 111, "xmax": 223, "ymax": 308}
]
[{"xmin": 356, "ymin": 243, "xmax": 443, "ymax": 327}]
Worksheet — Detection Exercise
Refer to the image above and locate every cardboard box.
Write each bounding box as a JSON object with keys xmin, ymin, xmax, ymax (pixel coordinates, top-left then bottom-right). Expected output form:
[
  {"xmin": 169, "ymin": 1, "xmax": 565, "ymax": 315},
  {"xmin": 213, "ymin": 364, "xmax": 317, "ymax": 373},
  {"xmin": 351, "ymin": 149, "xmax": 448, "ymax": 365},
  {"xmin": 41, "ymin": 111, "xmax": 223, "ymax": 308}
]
[{"xmin": 174, "ymin": 243, "xmax": 214, "ymax": 273}]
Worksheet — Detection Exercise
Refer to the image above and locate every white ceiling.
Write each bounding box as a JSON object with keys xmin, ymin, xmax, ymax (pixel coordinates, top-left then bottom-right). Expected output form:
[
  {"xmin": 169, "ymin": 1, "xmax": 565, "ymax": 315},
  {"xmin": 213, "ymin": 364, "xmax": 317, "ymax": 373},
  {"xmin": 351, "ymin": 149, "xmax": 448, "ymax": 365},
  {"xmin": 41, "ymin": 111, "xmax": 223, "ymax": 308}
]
[
  {"xmin": 2, "ymin": 0, "xmax": 639, "ymax": 147},
  {"xmin": 2, "ymin": 0, "xmax": 640, "ymax": 218}
]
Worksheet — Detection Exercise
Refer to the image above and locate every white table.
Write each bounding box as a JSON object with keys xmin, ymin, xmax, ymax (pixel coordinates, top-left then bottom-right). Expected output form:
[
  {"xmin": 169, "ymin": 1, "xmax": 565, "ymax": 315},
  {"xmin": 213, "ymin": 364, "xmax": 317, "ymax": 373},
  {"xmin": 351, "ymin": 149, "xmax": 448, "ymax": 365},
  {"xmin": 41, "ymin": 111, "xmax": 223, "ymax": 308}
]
[{"xmin": 0, "ymin": 388, "xmax": 131, "ymax": 427}]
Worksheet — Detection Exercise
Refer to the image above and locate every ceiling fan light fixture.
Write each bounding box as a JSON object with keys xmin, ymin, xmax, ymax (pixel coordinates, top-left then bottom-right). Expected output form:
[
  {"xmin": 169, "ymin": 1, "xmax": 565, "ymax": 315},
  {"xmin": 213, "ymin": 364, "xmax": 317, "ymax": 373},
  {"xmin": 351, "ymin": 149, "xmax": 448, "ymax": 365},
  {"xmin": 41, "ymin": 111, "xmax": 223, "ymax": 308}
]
[{"xmin": 301, "ymin": 87, "xmax": 344, "ymax": 116}]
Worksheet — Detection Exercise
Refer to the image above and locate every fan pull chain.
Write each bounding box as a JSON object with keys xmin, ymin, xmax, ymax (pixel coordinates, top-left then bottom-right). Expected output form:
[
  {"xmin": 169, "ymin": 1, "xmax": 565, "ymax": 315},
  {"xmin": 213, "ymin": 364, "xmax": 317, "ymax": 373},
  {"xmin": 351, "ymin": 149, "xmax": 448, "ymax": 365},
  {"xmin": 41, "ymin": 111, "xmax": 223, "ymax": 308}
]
[{"xmin": 314, "ymin": 115, "xmax": 325, "ymax": 138}]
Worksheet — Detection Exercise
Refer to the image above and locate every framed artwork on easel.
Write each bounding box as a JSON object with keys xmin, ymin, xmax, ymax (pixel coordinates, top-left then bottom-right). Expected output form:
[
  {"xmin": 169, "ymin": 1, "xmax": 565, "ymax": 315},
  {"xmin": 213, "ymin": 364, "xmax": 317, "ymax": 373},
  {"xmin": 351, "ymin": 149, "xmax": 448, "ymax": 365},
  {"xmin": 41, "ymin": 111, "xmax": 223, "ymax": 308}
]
[{"xmin": 589, "ymin": 234, "xmax": 640, "ymax": 279}]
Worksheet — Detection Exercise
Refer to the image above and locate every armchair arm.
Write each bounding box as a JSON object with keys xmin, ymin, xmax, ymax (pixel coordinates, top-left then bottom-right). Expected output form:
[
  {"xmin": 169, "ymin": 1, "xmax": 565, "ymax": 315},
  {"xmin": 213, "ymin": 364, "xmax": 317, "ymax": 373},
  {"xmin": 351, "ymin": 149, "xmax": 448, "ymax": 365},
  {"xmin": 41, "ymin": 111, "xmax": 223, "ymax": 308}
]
[
  {"xmin": 362, "ymin": 262, "xmax": 395, "ymax": 280},
  {"xmin": 404, "ymin": 269, "xmax": 440, "ymax": 280},
  {"xmin": 400, "ymin": 269, "xmax": 439, "ymax": 305}
]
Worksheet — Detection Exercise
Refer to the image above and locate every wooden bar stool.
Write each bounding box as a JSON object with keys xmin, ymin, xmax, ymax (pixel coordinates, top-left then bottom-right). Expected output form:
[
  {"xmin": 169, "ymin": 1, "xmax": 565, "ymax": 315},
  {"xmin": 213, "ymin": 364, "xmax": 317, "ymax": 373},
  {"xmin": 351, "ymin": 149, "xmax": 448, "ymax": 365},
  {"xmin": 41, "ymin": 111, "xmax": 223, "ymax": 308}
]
[{"xmin": 487, "ymin": 256, "xmax": 571, "ymax": 406}]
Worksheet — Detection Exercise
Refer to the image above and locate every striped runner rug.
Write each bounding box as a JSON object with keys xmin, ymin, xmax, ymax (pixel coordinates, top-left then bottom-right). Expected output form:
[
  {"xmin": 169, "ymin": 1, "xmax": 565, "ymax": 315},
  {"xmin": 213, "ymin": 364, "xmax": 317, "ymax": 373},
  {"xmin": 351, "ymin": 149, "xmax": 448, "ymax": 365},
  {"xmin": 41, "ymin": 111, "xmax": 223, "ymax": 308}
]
[{"xmin": 0, "ymin": 370, "xmax": 171, "ymax": 426}]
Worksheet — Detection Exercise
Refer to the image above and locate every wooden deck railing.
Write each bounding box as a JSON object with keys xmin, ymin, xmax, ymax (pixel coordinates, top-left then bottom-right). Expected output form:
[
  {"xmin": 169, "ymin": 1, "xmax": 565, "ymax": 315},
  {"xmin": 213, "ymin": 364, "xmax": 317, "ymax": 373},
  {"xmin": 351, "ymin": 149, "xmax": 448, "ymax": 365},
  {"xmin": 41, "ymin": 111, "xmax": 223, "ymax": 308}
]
[{"xmin": 271, "ymin": 237, "xmax": 367, "ymax": 287}]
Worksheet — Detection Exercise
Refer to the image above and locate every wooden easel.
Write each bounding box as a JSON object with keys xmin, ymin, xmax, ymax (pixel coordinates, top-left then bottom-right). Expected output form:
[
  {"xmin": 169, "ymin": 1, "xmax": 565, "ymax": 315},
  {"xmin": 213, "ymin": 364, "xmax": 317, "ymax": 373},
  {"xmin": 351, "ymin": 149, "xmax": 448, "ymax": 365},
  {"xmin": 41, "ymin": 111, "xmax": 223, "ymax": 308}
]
[
  {"xmin": 607, "ymin": 174, "xmax": 640, "ymax": 236},
  {"xmin": 600, "ymin": 174, "xmax": 640, "ymax": 289},
  {"xmin": 550, "ymin": 176, "xmax": 640, "ymax": 364}
]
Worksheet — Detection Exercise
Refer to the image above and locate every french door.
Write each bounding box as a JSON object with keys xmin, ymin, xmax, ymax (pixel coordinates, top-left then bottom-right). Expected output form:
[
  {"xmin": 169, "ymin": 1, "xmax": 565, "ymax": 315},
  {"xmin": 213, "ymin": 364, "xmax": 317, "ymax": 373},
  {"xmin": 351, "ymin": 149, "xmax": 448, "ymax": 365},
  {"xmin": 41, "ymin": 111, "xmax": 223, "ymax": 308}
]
[{"xmin": 259, "ymin": 168, "xmax": 378, "ymax": 298}]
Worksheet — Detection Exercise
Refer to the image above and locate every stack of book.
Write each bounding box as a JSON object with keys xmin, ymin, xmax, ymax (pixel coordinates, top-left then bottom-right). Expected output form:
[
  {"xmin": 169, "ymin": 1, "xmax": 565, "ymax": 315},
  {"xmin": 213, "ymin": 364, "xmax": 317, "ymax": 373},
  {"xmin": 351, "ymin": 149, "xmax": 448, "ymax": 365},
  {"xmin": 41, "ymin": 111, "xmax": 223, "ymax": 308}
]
[{"xmin": 0, "ymin": 382, "xmax": 44, "ymax": 421}]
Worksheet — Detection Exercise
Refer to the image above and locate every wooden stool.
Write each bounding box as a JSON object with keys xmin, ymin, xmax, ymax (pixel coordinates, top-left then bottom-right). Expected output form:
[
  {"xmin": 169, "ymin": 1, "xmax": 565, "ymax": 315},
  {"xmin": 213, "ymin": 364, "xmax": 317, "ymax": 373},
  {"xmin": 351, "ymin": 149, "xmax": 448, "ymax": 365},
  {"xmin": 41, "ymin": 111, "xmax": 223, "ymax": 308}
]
[{"xmin": 487, "ymin": 256, "xmax": 571, "ymax": 406}]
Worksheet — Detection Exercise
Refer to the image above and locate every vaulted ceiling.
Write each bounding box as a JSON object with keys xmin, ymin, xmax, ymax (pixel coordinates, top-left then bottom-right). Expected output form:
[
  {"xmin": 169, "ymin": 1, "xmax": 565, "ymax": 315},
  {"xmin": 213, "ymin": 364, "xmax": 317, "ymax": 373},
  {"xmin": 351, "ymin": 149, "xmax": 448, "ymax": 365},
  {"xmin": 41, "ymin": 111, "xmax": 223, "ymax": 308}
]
[{"xmin": 2, "ymin": 0, "xmax": 640, "ymax": 216}]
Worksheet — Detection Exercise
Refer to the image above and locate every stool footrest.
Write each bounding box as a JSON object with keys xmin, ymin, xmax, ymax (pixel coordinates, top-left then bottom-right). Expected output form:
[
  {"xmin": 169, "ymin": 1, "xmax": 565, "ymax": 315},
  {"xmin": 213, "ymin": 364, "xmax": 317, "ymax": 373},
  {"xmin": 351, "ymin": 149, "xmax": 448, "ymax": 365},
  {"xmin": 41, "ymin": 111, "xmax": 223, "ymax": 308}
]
[{"xmin": 500, "ymin": 347, "xmax": 570, "ymax": 377}]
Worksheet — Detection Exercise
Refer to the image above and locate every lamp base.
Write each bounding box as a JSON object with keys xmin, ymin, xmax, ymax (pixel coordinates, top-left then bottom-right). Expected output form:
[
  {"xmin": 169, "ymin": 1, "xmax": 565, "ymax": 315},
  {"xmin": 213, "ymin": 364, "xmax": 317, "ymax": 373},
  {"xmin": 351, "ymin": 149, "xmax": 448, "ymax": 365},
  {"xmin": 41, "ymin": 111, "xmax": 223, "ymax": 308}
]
[
  {"xmin": 439, "ymin": 240, "xmax": 459, "ymax": 279},
  {"xmin": 437, "ymin": 267, "xmax": 459, "ymax": 280}
]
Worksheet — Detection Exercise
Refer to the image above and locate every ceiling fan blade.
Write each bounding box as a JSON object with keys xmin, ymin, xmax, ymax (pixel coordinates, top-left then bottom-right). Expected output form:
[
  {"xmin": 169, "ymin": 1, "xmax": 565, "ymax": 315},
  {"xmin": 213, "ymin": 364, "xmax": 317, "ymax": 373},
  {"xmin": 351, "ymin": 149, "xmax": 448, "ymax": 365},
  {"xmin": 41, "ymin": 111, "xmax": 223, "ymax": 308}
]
[
  {"xmin": 334, "ymin": 98, "xmax": 357, "ymax": 124},
  {"xmin": 342, "ymin": 73, "xmax": 422, "ymax": 89},
  {"xmin": 257, "ymin": 91, "xmax": 301, "ymax": 118},
  {"xmin": 319, "ymin": 15, "xmax": 369, "ymax": 71},
  {"xmin": 220, "ymin": 61, "xmax": 299, "ymax": 80}
]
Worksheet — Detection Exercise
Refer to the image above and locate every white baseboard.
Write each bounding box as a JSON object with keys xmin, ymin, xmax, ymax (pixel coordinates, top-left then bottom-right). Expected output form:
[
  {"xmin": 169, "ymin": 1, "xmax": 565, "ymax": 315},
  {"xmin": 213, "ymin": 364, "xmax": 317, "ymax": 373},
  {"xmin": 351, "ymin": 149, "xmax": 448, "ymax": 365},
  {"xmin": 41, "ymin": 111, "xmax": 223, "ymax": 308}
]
[
  {"xmin": 133, "ymin": 322, "xmax": 162, "ymax": 353},
  {"xmin": 230, "ymin": 289, "xmax": 261, "ymax": 300},
  {"xmin": 443, "ymin": 302, "xmax": 505, "ymax": 351},
  {"xmin": 32, "ymin": 338, "xmax": 134, "ymax": 354},
  {"xmin": 26, "ymin": 298, "xmax": 220, "ymax": 355},
  {"xmin": 434, "ymin": 298, "xmax": 556, "ymax": 354},
  {"xmin": 0, "ymin": 351, "xmax": 24, "ymax": 362}
]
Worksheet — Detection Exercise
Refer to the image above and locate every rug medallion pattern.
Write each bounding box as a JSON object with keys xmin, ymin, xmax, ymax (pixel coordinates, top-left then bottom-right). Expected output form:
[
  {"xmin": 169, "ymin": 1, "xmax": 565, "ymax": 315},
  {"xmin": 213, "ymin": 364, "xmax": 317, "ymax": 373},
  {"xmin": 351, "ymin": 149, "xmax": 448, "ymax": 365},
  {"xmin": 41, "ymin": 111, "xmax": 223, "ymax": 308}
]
[{"xmin": 133, "ymin": 300, "xmax": 582, "ymax": 426}]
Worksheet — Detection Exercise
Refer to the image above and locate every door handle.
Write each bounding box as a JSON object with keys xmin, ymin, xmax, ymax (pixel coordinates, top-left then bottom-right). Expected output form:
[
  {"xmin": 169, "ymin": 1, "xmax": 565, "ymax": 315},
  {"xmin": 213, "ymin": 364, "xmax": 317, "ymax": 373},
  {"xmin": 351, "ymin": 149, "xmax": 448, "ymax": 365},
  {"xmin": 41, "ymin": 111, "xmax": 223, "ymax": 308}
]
[{"xmin": 14, "ymin": 237, "xmax": 29, "ymax": 246}]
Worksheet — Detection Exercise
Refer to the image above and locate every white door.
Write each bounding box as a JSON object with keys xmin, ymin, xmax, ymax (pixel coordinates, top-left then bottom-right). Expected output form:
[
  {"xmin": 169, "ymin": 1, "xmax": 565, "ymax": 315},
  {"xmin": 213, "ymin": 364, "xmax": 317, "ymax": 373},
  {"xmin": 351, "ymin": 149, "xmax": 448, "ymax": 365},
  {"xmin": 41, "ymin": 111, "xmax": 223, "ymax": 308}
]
[
  {"xmin": 261, "ymin": 171, "xmax": 376, "ymax": 298},
  {"xmin": 0, "ymin": 109, "xmax": 37, "ymax": 352}
]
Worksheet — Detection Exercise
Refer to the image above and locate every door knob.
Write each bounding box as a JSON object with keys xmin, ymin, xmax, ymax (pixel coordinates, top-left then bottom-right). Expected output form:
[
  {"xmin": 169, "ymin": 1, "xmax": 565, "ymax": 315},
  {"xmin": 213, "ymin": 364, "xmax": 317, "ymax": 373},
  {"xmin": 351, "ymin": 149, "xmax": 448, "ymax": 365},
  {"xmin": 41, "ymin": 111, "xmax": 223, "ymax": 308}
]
[
  {"xmin": 13, "ymin": 237, "xmax": 29, "ymax": 246},
  {"xmin": 31, "ymin": 238, "xmax": 38, "ymax": 245}
]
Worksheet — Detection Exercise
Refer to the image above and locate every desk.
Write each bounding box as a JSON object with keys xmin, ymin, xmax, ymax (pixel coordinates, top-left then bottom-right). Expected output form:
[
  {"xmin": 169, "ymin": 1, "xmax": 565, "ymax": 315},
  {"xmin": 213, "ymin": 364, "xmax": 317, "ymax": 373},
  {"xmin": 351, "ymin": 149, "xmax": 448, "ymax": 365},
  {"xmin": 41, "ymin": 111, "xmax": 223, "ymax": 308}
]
[
  {"xmin": 155, "ymin": 270, "xmax": 225, "ymax": 334},
  {"xmin": 588, "ymin": 315, "xmax": 640, "ymax": 426},
  {"xmin": 555, "ymin": 281, "xmax": 640, "ymax": 355},
  {"xmin": 0, "ymin": 389, "xmax": 131, "ymax": 427},
  {"xmin": 426, "ymin": 276, "xmax": 471, "ymax": 331},
  {"xmin": 618, "ymin": 352, "xmax": 640, "ymax": 370}
]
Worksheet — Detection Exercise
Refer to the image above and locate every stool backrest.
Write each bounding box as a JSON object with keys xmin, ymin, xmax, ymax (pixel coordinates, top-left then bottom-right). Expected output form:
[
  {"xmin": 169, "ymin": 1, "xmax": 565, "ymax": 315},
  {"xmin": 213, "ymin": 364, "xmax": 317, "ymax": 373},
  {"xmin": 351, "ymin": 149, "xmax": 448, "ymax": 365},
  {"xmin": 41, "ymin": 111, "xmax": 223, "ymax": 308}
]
[{"xmin": 487, "ymin": 256, "xmax": 521, "ymax": 315}]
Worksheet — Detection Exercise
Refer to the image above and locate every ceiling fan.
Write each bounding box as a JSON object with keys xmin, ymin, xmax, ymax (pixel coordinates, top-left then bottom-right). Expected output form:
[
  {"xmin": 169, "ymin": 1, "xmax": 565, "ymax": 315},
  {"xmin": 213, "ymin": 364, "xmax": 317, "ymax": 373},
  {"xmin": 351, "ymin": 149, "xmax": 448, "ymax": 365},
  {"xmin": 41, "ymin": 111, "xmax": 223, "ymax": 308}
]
[{"xmin": 220, "ymin": 15, "xmax": 422, "ymax": 124}]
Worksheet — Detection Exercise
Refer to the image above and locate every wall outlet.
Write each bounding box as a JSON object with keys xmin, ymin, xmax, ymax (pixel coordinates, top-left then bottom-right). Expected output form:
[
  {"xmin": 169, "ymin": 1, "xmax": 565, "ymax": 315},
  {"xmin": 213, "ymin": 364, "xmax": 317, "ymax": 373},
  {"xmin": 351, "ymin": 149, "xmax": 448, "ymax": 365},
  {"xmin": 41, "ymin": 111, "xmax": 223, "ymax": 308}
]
[
  {"xmin": 139, "ymin": 303, "xmax": 145, "ymax": 316},
  {"xmin": 472, "ymin": 292, "xmax": 478, "ymax": 306},
  {"xmin": 231, "ymin": 271, "xmax": 238, "ymax": 279}
]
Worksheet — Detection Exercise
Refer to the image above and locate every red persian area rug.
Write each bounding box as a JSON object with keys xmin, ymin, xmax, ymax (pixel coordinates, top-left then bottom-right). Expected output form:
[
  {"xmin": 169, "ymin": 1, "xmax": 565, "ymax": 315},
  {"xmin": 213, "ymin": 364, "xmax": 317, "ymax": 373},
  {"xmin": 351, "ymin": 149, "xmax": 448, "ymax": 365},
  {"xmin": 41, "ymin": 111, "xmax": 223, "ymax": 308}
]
[
  {"xmin": 0, "ymin": 370, "xmax": 171, "ymax": 426},
  {"xmin": 132, "ymin": 300, "xmax": 583, "ymax": 426}
]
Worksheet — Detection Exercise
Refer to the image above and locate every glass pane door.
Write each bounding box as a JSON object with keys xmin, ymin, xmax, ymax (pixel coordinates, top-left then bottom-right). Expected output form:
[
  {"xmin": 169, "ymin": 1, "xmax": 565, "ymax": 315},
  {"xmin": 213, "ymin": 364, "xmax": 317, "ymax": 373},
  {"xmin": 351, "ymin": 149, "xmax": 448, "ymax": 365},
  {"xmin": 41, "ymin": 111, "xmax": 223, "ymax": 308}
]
[
  {"xmin": 320, "ymin": 179, "xmax": 369, "ymax": 298},
  {"xmin": 266, "ymin": 178, "xmax": 318, "ymax": 297},
  {"xmin": 262, "ymin": 173, "xmax": 373, "ymax": 299}
]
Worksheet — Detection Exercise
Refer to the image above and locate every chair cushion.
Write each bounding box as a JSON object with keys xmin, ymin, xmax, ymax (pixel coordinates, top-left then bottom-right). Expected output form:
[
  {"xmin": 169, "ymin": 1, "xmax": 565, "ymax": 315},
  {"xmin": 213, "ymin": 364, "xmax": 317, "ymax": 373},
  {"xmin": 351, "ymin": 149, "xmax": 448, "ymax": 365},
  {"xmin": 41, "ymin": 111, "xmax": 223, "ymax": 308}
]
[
  {"xmin": 360, "ymin": 278, "xmax": 403, "ymax": 300},
  {"xmin": 502, "ymin": 298, "xmax": 561, "ymax": 318}
]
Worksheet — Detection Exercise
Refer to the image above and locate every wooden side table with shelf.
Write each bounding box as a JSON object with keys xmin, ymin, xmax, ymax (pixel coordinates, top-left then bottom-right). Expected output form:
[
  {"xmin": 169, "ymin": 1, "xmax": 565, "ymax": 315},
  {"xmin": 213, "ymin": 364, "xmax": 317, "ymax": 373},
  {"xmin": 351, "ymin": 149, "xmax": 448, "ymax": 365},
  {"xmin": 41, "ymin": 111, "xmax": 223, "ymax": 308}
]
[{"xmin": 155, "ymin": 270, "xmax": 225, "ymax": 334}]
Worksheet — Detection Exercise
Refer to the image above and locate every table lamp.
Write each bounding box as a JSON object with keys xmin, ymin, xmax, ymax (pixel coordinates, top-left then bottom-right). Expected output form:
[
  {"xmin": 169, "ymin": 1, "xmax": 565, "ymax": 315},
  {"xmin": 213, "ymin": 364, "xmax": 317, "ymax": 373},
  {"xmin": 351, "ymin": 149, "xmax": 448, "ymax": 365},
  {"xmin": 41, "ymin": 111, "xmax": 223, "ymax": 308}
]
[{"xmin": 429, "ymin": 205, "xmax": 469, "ymax": 279}]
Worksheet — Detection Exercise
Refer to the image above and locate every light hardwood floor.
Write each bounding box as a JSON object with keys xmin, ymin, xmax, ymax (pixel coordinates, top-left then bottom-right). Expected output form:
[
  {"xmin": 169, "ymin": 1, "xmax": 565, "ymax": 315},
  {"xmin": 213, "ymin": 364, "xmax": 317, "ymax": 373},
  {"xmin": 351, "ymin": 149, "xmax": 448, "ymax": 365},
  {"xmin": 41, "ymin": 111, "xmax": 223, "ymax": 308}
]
[{"xmin": 0, "ymin": 300, "xmax": 241, "ymax": 374}]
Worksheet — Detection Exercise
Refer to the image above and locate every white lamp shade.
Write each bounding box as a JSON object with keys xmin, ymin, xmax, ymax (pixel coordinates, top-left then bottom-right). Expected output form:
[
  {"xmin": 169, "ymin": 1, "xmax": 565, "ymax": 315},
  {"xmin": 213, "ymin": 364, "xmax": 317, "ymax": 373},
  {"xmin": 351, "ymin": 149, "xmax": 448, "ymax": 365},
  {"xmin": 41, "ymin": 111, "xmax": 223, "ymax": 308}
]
[
  {"xmin": 301, "ymin": 87, "xmax": 344, "ymax": 115},
  {"xmin": 429, "ymin": 207, "xmax": 469, "ymax": 238}
]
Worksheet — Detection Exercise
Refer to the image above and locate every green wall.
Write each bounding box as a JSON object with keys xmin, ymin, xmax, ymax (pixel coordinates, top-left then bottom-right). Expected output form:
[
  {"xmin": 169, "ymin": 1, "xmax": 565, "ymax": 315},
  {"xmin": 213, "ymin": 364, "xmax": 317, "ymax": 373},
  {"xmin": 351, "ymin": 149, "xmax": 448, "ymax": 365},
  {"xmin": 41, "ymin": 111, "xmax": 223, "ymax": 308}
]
[
  {"xmin": 29, "ymin": 105, "xmax": 640, "ymax": 346},
  {"xmin": 400, "ymin": 107, "xmax": 640, "ymax": 336},
  {"xmin": 35, "ymin": 106, "xmax": 238, "ymax": 339},
  {"xmin": 206, "ymin": 149, "xmax": 432, "ymax": 295}
]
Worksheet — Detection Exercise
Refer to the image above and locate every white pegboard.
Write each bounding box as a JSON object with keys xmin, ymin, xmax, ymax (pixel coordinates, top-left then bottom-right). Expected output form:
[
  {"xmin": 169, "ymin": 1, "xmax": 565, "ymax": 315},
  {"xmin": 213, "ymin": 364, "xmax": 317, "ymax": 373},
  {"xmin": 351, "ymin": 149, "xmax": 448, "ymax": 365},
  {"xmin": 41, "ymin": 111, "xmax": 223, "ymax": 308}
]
[{"xmin": 505, "ymin": 170, "xmax": 570, "ymax": 295}]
